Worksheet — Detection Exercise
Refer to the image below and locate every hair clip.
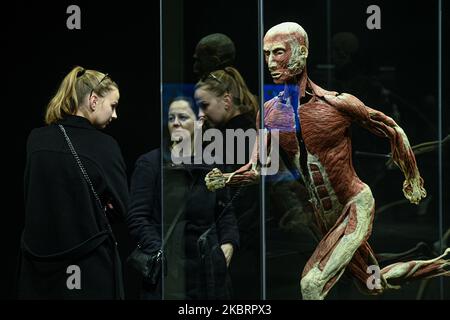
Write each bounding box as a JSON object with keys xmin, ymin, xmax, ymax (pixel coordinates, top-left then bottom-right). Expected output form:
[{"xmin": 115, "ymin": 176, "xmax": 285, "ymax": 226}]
[
  {"xmin": 208, "ymin": 73, "xmax": 222, "ymax": 83},
  {"xmin": 89, "ymin": 73, "xmax": 109, "ymax": 98}
]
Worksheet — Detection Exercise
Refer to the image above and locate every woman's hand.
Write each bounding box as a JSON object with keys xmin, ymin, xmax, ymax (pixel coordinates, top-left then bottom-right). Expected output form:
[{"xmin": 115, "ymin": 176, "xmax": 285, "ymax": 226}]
[{"xmin": 220, "ymin": 243, "xmax": 234, "ymax": 267}]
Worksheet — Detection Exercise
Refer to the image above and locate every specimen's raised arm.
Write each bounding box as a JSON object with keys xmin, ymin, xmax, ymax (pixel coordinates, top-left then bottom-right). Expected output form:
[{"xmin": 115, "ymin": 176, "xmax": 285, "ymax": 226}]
[{"xmin": 324, "ymin": 92, "xmax": 426, "ymax": 204}]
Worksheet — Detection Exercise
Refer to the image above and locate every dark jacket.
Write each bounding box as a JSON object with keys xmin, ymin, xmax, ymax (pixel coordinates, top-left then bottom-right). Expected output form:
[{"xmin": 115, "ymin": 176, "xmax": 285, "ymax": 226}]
[
  {"xmin": 127, "ymin": 148, "xmax": 239, "ymax": 299},
  {"xmin": 18, "ymin": 115, "xmax": 129, "ymax": 299},
  {"xmin": 218, "ymin": 113, "xmax": 259, "ymax": 248},
  {"xmin": 217, "ymin": 113, "xmax": 261, "ymax": 299}
]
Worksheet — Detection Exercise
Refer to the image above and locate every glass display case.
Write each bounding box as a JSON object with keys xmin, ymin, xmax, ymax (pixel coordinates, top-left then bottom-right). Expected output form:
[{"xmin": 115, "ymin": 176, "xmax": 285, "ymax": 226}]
[
  {"xmin": 160, "ymin": 0, "xmax": 449, "ymax": 299},
  {"xmin": 161, "ymin": 0, "xmax": 262, "ymax": 299}
]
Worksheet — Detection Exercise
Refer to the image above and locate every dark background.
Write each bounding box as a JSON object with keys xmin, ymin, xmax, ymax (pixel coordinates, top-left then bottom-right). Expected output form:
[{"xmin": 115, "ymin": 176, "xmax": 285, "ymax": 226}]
[
  {"xmin": 3, "ymin": 0, "xmax": 160, "ymax": 299},
  {"xmin": 2, "ymin": 0, "xmax": 449, "ymax": 299}
]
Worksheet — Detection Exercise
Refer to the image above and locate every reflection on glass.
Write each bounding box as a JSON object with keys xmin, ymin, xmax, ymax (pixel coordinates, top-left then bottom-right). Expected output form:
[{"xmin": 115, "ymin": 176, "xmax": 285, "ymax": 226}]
[
  {"xmin": 160, "ymin": 0, "xmax": 449, "ymax": 300},
  {"xmin": 193, "ymin": 33, "xmax": 236, "ymax": 80},
  {"xmin": 164, "ymin": 97, "xmax": 239, "ymax": 299},
  {"xmin": 161, "ymin": 0, "xmax": 261, "ymax": 300}
]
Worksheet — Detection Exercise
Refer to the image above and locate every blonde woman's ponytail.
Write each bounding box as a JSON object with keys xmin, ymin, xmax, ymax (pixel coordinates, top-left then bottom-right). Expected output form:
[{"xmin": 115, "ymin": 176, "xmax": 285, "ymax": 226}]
[
  {"xmin": 224, "ymin": 67, "xmax": 258, "ymax": 118},
  {"xmin": 45, "ymin": 66, "xmax": 84, "ymax": 124},
  {"xmin": 196, "ymin": 67, "xmax": 258, "ymax": 120},
  {"xmin": 44, "ymin": 66, "xmax": 118, "ymax": 125}
]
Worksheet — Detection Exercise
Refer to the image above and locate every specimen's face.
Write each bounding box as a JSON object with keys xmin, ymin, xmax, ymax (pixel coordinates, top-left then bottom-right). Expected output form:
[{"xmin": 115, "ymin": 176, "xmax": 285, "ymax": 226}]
[{"xmin": 263, "ymin": 23, "xmax": 308, "ymax": 83}]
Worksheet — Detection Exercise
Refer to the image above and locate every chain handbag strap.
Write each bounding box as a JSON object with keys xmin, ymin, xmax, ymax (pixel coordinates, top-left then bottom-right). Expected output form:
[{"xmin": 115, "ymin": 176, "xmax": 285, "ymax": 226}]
[
  {"xmin": 162, "ymin": 171, "xmax": 242, "ymax": 249},
  {"xmin": 215, "ymin": 185, "xmax": 243, "ymax": 225},
  {"xmin": 58, "ymin": 124, "xmax": 117, "ymax": 245}
]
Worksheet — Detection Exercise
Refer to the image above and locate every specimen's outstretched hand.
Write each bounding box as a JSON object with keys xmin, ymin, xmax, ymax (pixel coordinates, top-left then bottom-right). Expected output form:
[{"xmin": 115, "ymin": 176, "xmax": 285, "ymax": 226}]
[{"xmin": 205, "ymin": 168, "xmax": 227, "ymax": 191}]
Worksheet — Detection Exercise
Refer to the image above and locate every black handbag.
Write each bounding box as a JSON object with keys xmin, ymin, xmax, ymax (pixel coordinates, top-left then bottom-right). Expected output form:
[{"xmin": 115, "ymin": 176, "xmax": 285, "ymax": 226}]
[
  {"xmin": 127, "ymin": 246, "xmax": 164, "ymax": 285},
  {"xmin": 197, "ymin": 223, "xmax": 229, "ymax": 299},
  {"xmin": 197, "ymin": 187, "xmax": 242, "ymax": 258},
  {"xmin": 127, "ymin": 199, "xmax": 185, "ymax": 285},
  {"xmin": 196, "ymin": 187, "xmax": 242, "ymax": 299}
]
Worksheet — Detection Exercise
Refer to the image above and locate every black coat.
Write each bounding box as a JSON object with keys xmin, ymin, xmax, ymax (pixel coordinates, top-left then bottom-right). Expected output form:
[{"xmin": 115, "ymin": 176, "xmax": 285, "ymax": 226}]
[
  {"xmin": 218, "ymin": 113, "xmax": 259, "ymax": 244},
  {"xmin": 217, "ymin": 113, "xmax": 261, "ymax": 299},
  {"xmin": 127, "ymin": 149, "xmax": 239, "ymax": 299},
  {"xmin": 18, "ymin": 115, "xmax": 129, "ymax": 299}
]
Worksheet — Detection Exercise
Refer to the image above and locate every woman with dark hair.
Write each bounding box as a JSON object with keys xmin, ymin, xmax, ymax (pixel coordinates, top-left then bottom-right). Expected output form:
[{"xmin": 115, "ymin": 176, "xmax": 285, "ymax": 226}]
[
  {"xmin": 18, "ymin": 66, "xmax": 128, "ymax": 299},
  {"xmin": 127, "ymin": 97, "xmax": 239, "ymax": 299}
]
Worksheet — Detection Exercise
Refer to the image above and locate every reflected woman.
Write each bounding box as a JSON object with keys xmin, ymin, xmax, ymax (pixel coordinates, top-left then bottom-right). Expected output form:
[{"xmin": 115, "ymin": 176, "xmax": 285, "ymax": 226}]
[
  {"xmin": 194, "ymin": 67, "xmax": 261, "ymax": 299},
  {"xmin": 127, "ymin": 97, "xmax": 239, "ymax": 299}
]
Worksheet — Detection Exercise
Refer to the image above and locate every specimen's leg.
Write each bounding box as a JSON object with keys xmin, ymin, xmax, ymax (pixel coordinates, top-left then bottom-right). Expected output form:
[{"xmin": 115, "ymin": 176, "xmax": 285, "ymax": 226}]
[
  {"xmin": 327, "ymin": 230, "xmax": 450, "ymax": 298},
  {"xmin": 301, "ymin": 186, "xmax": 374, "ymax": 300},
  {"xmin": 381, "ymin": 248, "xmax": 450, "ymax": 286},
  {"xmin": 346, "ymin": 241, "xmax": 390, "ymax": 295},
  {"xmin": 350, "ymin": 244, "xmax": 450, "ymax": 296}
]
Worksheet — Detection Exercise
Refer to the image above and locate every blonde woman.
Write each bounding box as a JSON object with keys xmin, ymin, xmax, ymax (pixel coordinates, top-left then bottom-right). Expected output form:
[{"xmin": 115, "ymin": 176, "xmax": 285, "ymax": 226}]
[
  {"xmin": 18, "ymin": 66, "xmax": 128, "ymax": 299},
  {"xmin": 195, "ymin": 67, "xmax": 261, "ymax": 299}
]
